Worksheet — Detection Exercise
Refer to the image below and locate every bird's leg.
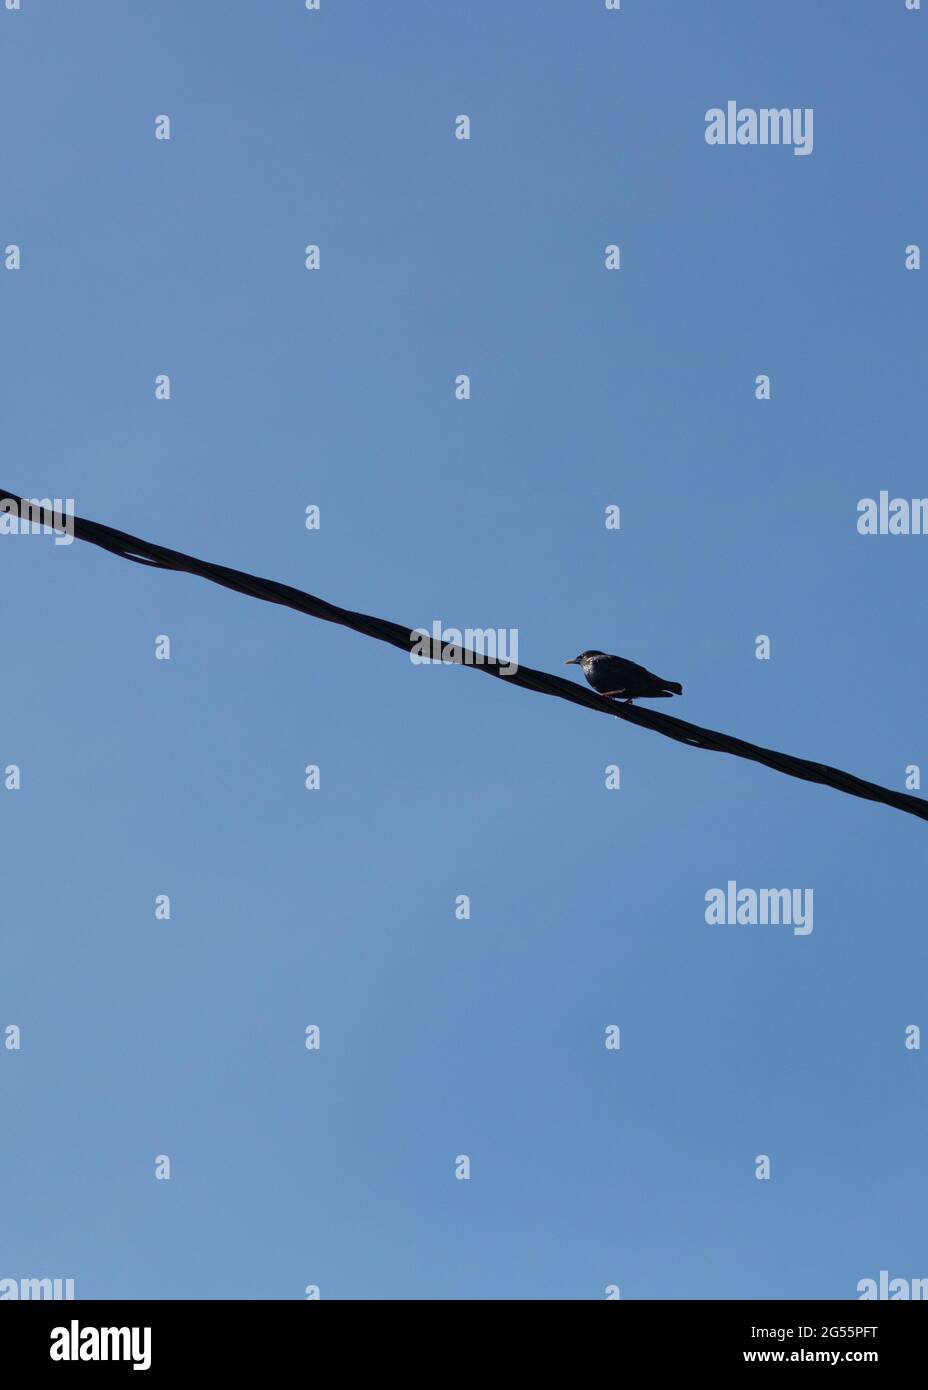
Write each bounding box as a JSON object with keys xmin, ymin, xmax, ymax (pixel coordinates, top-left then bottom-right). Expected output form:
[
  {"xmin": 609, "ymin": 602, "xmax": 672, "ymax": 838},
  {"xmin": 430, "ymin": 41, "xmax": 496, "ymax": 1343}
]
[{"xmin": 600, "ymin": 689, "xmax": 627, "ymax": 699}]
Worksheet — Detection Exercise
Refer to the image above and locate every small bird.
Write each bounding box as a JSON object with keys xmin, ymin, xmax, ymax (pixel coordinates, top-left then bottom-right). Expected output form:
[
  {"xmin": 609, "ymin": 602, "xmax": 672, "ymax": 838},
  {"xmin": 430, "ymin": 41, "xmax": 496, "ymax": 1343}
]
[{"xmin": 565, "ymin": 650, "xmax": 683, "ymax": 704}]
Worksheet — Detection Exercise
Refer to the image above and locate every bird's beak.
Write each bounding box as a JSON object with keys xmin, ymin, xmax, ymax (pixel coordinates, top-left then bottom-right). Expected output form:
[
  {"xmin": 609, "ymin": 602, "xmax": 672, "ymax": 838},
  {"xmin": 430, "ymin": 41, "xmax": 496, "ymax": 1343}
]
[{"xmin": 564, "ymin": 657, "xmax": 578, "ymax": 666}]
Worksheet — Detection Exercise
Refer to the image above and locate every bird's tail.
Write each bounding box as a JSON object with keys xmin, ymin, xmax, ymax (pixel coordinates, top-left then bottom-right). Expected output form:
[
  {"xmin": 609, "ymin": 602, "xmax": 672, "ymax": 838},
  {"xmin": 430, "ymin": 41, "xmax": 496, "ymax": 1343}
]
[{"xmin": 661, "ymin": 680, "xmax": 683, "ymax": 696}]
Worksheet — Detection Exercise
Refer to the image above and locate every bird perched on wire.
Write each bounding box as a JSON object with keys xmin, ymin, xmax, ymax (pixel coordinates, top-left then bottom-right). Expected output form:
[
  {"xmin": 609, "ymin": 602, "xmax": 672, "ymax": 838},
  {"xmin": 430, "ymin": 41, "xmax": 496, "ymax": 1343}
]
[{"xmin": 565, "ymin": 651, "xmax": 683, "ymax": 704}]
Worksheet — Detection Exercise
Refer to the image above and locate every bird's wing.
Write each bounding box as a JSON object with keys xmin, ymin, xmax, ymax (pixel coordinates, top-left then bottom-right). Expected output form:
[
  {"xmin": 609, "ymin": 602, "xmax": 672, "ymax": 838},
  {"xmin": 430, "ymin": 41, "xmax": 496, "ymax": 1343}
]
[{"xmin": 593, "ymin": 655, "xmax": 645, "ymax": 689}]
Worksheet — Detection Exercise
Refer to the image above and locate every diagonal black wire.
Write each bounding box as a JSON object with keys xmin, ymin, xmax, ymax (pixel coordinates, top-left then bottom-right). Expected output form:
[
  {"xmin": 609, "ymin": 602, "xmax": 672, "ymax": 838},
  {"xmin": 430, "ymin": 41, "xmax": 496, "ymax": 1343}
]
[{"xmin": 3, "ymin": 487, "xmax": 926, "ymax": 824}]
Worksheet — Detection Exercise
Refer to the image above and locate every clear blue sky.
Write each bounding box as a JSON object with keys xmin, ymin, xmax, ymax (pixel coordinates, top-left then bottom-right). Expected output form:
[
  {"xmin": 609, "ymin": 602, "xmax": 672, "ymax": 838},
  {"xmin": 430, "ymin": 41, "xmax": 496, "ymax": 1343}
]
[{"xmin": 1, "ymin": 1, "xmax": 926, "ymax": 1301}]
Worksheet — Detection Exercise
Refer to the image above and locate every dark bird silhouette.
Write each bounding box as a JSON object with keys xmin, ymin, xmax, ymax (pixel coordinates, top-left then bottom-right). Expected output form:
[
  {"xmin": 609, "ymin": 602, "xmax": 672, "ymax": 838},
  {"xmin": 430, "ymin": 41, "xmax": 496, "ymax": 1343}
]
[{"xmin": 565, "ymin": 650, "xmax": 683, "ymax": 704}]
